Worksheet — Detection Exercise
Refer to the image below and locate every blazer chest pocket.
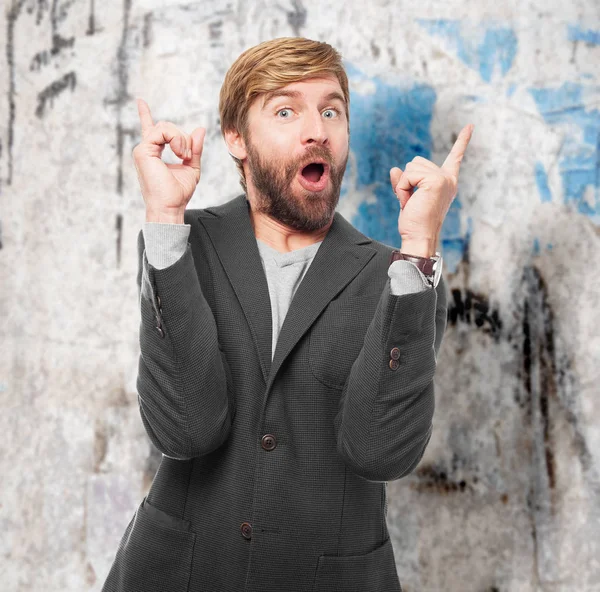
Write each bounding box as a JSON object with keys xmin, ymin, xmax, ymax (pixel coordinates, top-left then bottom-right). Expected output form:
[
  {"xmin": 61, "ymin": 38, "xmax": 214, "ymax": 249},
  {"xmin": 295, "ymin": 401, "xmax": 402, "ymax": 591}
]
[
  {"xmin": 312, "ymin": 536, "xmax": 402, "ymax": 592},
  {"xmin": 102, "ymin": 497, "xmax": 196, "ymax": 592},
  {"xmin": 309, "ymin": 296, "xmax": 376, "ymax": 390}
]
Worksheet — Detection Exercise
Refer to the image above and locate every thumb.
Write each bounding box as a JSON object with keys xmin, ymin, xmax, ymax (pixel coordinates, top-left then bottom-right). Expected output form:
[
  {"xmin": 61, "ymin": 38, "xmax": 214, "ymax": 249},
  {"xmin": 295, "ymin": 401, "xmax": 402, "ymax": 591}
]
[
  {"xmin": 390, "ymin": 167, "xmax": 402, "ymax": 192},
  {"xmin": 390, "ymin": 166, "xmax": 411, "ymax": 210},
  {"xmin": 186, "ymin": 127, "xmax": 206, "ymax": 174},
  {"xmin": 390, "ymin": 166, "xmax": 408, "ymax": 207},
  {"xmin": 190, "ymin": 127, "xmax": 206, "ymax": 158}
]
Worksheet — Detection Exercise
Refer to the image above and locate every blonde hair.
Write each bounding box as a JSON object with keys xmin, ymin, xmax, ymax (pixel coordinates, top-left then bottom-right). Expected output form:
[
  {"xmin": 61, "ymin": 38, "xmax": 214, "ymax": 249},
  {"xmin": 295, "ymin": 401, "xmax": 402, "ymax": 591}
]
[{"xmin": 219, "ymin": 37, "xmax": 350, "ymax": 193}]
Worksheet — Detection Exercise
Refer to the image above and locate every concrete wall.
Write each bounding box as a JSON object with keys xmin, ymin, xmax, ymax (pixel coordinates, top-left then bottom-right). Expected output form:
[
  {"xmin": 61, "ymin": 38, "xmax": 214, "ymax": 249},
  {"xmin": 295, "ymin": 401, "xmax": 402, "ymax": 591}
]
[{"xmin": 1, "ymin": 0, "xmax": 599, "ymax": 590}]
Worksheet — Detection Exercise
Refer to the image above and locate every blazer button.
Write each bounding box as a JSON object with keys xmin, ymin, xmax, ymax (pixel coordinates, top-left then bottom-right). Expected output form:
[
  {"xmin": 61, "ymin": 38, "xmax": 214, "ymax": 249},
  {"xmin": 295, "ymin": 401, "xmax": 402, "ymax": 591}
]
[
  {"xmin": 157, "ymin": 295, "xmax": 161, "ymax": 307},
  {"xmin": 390, "ymin": 347, "xmax": 400, "ymax": 360},
  {"xmin": 156, "ymin": 325, "xmax": 164, "ymax": 338},
  {"xmin": 240, "ymin": 522, "xmax": 252, "ymax": 539},
  {"xmin": 389, "ymin": 359, "xmax": 399, "ymax": 370},
  {"xmin": 261, "ymin": 434, "xmax": 277, "ymax": 451}
]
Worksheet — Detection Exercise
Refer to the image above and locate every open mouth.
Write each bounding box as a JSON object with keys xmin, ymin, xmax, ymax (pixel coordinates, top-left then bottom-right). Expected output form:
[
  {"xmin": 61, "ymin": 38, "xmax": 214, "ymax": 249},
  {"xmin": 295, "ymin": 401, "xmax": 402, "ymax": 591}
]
[
  {"xmin": 297, "ymin": 161, "xmax": 330, "ymax": 192},
  {"xmin": 301, "ymin": 162, "xmax": 326, "ymax": 183}
]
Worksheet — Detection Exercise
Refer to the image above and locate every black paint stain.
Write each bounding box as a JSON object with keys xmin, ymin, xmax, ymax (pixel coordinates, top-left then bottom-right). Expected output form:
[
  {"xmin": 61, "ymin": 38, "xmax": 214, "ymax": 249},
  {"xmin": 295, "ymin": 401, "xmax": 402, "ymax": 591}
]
[
  {"xmin": 209, "ymin": 19, "xmax": 223, "ymax": 45},
  {"xmin": 142, "ymin": 12, "xmax": 153, "ymax": 48},
  {"xmin": 447, "ymin": 287, "xmax": 503, "ymax": 341},
  {"xmin": 116, "ymin": 213, "xmax": 123, "ymax": 268},
  {"xmin": 525, "ymin": 486, "xmax": 540, "ymax": 581},
  {"xmin": 287, "ymin": 0, "xmax": 306, "ymax": 36},
  {"xmin": 35, "ymin": 71, "xmax": 77, "ymax": 118},
  {"xmin": 5, "ymin": 1, "xmax": 82, "ymax": 187},
  {"xmin": 371, "ymin": 40, "xmax": 380, "ymax": 58},
  {"xmin": 106, "ymin": 0, "xmax": 134, "ymax": 267},
  {"xmin": 520, "ymin": 267, "xmax": 557, "ymax": 491},
  {"xmin": 412, "ymin": 463, "xmax": 469, "ymax": 494},
  {"xmin": 30, "ymin": 34, "xmax": 76, "ymax": 72},
  {"xmin": 520, "ymin": 265, "xmax": 596, "ymax": 484},
  {"xmin": 86, "ymin": 0, "xmax": 99, "ymax": 36},
  {"xmin": 518, "ymin": 264, "xmax": 600, "ymax": 581},
  {"xmin": 5, "ymin": 0, "xmax": 26, "ymax": 187}
]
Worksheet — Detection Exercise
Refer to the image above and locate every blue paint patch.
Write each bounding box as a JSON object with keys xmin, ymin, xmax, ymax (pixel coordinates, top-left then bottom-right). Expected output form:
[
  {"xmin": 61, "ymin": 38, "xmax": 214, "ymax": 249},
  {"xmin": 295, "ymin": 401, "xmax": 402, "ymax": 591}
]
[
  {"xmin": 416, "ymin": 19, "xmax": 518, "ymax": 82},
  {"xmin": 534, "ymin": 161, "xmax": 552, "ymax": 203},
  {"xmin": 567, "ymin": 24, "xmax": 600, "ymax": 45},
  {"xmin": 533, "ymin": 237, "xmax": 540, "ymax": 255},
  {"xmin": 529, "ymin": 81, "xmax": 600, "ymax": 225},
  {"xmin": 340, "ymin": 62, "xmax": 471, "ymax": 273}
]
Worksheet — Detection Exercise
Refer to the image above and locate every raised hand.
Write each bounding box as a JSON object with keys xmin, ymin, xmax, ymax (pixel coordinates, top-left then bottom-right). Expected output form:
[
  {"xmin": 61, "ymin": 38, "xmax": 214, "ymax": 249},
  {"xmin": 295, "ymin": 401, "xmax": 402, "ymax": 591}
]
[
  {"xmin": 390, "ymin": 124, "xmax": 474, "ymax": 256},
  {"xmin": 132, "ymin": 98, "xmax": 206, "ymax": 223}
]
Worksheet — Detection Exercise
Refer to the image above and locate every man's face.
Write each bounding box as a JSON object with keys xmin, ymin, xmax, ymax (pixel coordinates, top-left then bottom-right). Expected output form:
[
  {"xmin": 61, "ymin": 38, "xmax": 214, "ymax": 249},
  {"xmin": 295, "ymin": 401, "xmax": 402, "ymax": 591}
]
[{"xmin": 236, "ymin": 75, "xmax": 349, "ymax": 233}]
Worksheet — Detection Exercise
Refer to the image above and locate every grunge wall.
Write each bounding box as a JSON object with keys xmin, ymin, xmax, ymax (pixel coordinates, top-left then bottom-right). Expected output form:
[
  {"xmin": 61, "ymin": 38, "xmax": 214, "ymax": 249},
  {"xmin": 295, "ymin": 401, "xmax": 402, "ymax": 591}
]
[{"xmin": 1, "ymin": 0, "xmax": 599, "ymax": 590}]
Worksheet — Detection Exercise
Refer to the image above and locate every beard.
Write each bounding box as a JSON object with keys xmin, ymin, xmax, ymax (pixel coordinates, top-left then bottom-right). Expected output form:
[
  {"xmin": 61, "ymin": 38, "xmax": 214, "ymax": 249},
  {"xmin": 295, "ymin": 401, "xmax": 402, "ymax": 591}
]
[{"xmin": 244, "ymin": 136, "xmax": 348, "ymax": 233}]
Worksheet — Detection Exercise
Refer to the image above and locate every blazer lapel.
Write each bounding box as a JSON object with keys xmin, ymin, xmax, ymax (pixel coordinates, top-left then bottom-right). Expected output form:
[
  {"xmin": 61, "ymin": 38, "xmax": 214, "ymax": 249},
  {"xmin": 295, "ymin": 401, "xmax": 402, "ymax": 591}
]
[{"xmin": 198, "ymin": 193, "xmax": 377, "ymax": 388}]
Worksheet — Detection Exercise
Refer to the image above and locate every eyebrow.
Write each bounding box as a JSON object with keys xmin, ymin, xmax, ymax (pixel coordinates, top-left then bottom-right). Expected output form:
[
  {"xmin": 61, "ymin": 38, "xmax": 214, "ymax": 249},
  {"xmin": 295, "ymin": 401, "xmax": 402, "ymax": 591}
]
[{"xmin": 261, "ymin": 89, "xmax": 346, "ymax": 111}]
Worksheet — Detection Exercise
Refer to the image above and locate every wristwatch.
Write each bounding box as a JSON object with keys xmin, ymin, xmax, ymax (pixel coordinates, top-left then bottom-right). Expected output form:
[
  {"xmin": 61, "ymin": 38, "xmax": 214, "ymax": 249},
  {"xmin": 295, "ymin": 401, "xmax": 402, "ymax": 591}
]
[{"xmin": 389, "ymin": 250, "xmax": 443, "ymax": 288}]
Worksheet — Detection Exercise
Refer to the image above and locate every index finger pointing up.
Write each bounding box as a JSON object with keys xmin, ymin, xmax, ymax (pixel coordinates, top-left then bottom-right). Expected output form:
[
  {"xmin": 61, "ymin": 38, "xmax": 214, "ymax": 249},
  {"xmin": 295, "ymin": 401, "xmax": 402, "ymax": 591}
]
[
  {"xmin": 441, "ymin": 123, "xmax": 474, "ymax": 178},
  {"xmin": 137, "ymin": 98, "xmax": 154, "ymax": 135}
]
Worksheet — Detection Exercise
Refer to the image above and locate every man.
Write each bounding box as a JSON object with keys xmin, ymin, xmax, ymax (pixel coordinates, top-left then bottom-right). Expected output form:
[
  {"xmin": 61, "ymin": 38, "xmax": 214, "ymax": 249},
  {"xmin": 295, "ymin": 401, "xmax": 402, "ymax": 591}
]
[{"xmin": 103, "ymin": 36, "xmax": 472, "ymax": 592}]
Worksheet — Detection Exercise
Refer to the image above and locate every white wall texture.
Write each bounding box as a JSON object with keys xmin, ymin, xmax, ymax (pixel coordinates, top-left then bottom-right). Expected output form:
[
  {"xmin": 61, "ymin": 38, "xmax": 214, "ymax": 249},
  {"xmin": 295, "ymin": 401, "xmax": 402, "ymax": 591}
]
[{"xmin": 1, "ymin": 0, "xmax": 599, "ymax": 590}]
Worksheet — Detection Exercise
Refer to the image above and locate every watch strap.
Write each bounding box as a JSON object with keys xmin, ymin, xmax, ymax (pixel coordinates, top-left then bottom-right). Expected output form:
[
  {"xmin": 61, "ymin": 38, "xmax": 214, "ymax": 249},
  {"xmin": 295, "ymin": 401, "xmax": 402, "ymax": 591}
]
[{"xmin": 389, "ymin": 250, "xmax": 436, "ymax": 277}]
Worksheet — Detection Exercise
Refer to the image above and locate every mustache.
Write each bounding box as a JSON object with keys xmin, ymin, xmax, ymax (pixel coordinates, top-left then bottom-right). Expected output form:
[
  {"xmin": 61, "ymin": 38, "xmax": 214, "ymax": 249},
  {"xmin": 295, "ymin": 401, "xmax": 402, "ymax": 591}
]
[{"xmin": 297, "ymin": 149, "xmax": 333, "ymax": 168}]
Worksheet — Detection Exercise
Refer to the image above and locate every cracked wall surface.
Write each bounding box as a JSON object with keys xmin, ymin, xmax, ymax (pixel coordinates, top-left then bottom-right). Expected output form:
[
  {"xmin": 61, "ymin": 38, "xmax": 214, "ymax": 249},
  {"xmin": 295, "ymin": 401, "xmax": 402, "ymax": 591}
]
[{"xmin": 1, "ymin": 0, "xmax": 599, "ymax": 590}]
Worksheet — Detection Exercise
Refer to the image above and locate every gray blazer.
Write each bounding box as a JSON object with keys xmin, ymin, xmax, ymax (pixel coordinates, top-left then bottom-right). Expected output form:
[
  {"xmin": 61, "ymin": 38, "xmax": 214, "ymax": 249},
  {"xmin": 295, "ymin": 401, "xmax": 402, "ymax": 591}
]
[{"xmin": 102, "ymin": 193, "xmax": 448, "ymax": 592}]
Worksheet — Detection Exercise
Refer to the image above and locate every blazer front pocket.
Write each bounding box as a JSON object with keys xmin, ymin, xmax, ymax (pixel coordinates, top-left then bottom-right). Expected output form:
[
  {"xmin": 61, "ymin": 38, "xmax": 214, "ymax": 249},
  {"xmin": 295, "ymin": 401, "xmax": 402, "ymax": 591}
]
[
  {"xmin": 103, "ymin": 497, "xmax": 196, "ymax": 592},
  {"xmin": 309, "ymin": 296, "xmax": 376, "ymax": 390},
  {"xmin": 312, "ymin": 537, "xmax": 402, "ymax": 592}
]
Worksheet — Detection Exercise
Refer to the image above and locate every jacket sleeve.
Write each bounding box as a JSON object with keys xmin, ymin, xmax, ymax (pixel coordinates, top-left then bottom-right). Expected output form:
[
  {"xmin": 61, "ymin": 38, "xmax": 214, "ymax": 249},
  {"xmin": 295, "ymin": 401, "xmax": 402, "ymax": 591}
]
[
  {"xmin": 333, "ymin": 263, "xmax": 448, "ymax": 482},
  {"xmin": 135, "ymin": 224, "xmax": 235, "ymax": 460}
]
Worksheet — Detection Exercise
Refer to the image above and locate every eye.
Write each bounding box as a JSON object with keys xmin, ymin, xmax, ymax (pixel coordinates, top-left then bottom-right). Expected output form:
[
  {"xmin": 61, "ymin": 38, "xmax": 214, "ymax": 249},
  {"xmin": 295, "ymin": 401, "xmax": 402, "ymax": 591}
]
[
  {"xmin": 276, "ymin": 108, "xmax": 293, "ymax": 118},
  {"xmin": 322, "ymin": 108, "xmax": 340, "ymax": 119}
]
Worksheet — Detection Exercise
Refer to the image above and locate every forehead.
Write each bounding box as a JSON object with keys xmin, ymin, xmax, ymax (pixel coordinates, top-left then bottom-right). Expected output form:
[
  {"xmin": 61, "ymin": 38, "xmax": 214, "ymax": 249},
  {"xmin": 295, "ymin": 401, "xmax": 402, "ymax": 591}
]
[{"xmin": 257, "ymin": 75, "xmax": 345, "ymax": 110}]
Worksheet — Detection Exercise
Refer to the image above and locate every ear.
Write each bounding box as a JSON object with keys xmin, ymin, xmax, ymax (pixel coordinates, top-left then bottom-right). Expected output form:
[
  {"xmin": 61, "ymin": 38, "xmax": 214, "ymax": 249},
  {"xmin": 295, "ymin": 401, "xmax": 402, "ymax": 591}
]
[{"xmin": 224, "ymin": 128, "xmax": 248, "ymax": 161}]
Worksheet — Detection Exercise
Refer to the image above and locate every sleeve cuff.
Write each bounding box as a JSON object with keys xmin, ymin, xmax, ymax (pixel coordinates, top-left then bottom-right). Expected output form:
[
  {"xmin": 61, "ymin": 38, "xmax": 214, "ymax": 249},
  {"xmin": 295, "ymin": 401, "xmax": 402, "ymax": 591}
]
[
  {"xmin": 143, "ymin": 222, "xmax": 191, "ymax": 270},
  {"xmin": 388, "ymin": 260, "xmax": 434, "ymax": 295}
]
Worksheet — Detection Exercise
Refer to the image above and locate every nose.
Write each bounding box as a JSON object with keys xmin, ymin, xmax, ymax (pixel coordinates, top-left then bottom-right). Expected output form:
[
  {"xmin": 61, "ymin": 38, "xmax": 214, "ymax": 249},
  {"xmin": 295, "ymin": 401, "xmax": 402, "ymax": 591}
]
[{"xmin": 301, "ymin": 110, "xmax": 329, "ymax": 146}]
